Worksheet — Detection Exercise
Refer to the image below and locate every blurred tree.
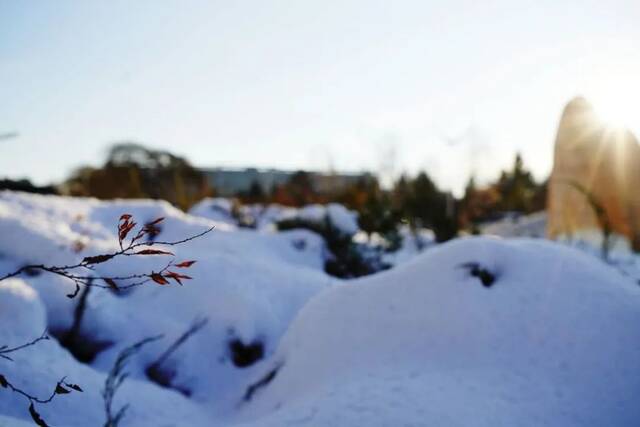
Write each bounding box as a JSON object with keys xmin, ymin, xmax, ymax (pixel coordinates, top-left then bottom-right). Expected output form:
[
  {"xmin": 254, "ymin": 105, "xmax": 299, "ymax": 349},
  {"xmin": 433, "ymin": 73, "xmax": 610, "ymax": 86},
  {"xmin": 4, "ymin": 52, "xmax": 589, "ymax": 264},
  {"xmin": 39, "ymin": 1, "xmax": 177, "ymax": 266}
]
[
  {"xmin": 389, "ymin": 172, "xmax": 458, "ymax": 242},
  {"xmin": 339, "ymin": 177, "xmax": 401, "ymax": 248},
  {"xmin": 270, "ymin": 170, "xmax": 322, "ymax": 206},
  {"xmin": 458, "ymin": 152, "xmax": 546, "ymax": 232},
  {"xmin": 0, "ymin": 178, "xmax": 58, "ymax": 195},
  {"xmin": 459, "ymin": 176, "xmax": 501, "ymax": 232},
  {"xmin": 63, "ymin": 142, "xmax": 211, "ymax": 210},
  {"xmin": 238, "ymin": 179, "xmax": 266, "ymax": 204},
  {"xmin": 496, "ymin": 152, "xmax": 538, "ymax": 213}
]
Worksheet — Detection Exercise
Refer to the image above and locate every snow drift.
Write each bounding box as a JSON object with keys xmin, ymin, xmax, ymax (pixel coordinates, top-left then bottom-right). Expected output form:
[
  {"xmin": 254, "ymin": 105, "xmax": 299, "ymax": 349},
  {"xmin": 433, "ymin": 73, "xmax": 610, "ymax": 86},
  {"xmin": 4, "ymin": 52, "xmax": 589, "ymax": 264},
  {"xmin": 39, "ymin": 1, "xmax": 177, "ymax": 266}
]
[
  {"xmin": 0, "ymin": 191, "xmax": 639, "ymax": 426},
  {"xmin": 236, "ymin": 238, "xmax": 640, "ymax": 426}
]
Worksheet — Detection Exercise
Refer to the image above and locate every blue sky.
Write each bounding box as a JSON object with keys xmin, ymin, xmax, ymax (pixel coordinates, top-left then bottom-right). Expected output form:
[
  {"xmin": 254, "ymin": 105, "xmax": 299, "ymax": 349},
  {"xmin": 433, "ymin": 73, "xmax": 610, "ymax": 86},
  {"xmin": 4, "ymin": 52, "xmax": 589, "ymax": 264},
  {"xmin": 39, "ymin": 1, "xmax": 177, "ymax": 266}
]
[{"xmin": 1, "ymin": 0, "xmax": 639, "ymax": 194}]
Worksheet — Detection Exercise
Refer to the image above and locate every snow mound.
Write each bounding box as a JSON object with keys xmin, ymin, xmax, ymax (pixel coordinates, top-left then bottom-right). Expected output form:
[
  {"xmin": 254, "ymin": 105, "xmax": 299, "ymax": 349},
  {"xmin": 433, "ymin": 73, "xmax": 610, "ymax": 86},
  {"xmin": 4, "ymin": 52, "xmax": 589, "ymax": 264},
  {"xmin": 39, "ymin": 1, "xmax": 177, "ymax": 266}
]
[
  {"xmin": 0, "ymin": 191, "xmax": 331, "ymax": 421},
  {"xmin": 237, "ymin": 237, "xmax": 640, "ymax": 426},
  {"xmin": 2, "ymin": 191, "xmax": 639, "ymax": 427},
  {"xmin": 0, "ymin": 279, "xmax": 211, "ymax": 427},
  {"xmin": 480, "ymin": 211, "xmax": 547, "ymax": 238},
  {"xmin": 186, "ymin": 197, "xmax": 238, "ymax": 228}
]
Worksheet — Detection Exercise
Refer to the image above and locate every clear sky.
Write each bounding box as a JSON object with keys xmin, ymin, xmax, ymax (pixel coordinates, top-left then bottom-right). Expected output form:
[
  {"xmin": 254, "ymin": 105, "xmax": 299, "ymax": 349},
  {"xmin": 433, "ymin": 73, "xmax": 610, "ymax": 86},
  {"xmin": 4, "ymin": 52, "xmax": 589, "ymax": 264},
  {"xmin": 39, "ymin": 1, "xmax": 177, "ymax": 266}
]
[{"xmin": 1, "ymin": 0, "xmax": 639, "ymax": 194}]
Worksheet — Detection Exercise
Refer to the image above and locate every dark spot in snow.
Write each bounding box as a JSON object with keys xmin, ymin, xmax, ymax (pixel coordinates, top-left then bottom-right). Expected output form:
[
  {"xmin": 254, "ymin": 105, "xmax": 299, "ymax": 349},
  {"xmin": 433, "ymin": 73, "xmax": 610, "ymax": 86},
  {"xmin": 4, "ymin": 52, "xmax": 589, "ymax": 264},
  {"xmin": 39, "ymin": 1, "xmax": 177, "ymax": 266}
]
[
  {"xmin": 52, "ymin": 329, "xmax": 113, "ymax": 363},
  {"xmin": 292, "ymin": 238, "xmax": 307, "ymax": 251},
  {"xmin": 458, "ymin": 262, "xmax": 497, "ymax": 288},
  {"xmin": 244, "ymin": 363, "xmax": 282, "ymax": 402},
  {"xmin": 229, "ymin": 338, "xmax": 264, "ymax": 368},
  {"xmin": 145, "ymin": 363, "xmax": 192, "ymax": 397}
]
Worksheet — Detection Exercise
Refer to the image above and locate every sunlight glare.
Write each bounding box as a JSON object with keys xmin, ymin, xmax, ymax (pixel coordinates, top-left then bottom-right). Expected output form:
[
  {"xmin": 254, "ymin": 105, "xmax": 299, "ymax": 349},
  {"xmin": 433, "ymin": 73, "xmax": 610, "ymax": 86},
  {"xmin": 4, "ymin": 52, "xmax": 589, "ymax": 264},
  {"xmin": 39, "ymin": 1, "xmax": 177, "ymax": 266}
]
[{"xmin": 586, "ymin": 74, "xmax": 639, "ymax": 132}]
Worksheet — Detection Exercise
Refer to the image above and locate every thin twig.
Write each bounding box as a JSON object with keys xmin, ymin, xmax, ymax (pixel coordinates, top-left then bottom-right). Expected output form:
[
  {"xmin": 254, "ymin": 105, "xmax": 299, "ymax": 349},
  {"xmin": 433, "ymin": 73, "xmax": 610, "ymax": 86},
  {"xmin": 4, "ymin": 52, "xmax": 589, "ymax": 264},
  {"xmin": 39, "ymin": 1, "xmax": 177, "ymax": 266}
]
[
  {"xmin": 0, "ymin": 330, "xmax": 49, "ymax": 361},
  {"xmin": 103, "ymin": 335, "xmax": 163, "ymax": 427},
  {"xmin": 0, "ymin": 218, "xmax": 213, "ymax": 298},
  {"xmin": 149, "ymin": 317, "xmax": 208, "ymax": 370}
]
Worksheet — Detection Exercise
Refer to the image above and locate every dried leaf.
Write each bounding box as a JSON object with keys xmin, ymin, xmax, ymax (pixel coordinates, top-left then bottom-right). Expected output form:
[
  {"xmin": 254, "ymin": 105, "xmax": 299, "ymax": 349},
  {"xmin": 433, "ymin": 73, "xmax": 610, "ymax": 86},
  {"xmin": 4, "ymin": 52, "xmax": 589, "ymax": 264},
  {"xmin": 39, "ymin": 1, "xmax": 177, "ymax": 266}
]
[
  {"xmin": 150, "ymin": 273, "xmax": 169, "ymax": 285},
  {"xmin": 164, "ymin": 271, "xmax": 192, "ymax": 286},
  {"xmin": 119, "ymin": 214, "xmax": 133, "ymax": 221},
  {"xmin": 82, "ymin": 254, "xmax": 114, "ymax": 265},
  {"xmin": 142, "ymin": 224, "xmax": 161, "ymax": 236},
  {"xmin": 0, "ymin": 374, "xmax": 7, "ymax": 388},
  {"xmin": 55, "ymin": 384, "xmax": 70, "ymax": 394},
  {"xmin": 164, "ymin": 273, "xmax": 182, "ymax": 285},
  {"xmin": 104, "ymin": 278, "xmax": 119, "ymax": 291},
  {"xmin": 29, "ymin": 403, "xmax": 49, "ymax": 427},
  {"xmin": 135, "ymin": 249, "xmax": 174, "ymax": 256},
  {"xmin": 118, "ymin": 221, "xmax": 136, "ymax": 242},
  {"xmin": 174, "ymin": 260, "xmax": 196, "ymax": 268},
  {"xmin": 147, "ymin": 217, "xmax": 165, "ymax": 226},
  {"xmin": 65, "ymin": 383, "xmax": 83, "ymax": 392}
]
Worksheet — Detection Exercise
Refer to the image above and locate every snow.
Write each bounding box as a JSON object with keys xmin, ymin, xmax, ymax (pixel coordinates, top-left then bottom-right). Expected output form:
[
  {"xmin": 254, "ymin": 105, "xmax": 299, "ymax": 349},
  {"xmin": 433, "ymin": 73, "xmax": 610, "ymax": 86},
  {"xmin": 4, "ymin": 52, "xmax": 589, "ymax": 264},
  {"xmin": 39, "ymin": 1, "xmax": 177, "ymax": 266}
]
[
  {"xmin": 0, "ymin": 278, "xmax": 211, "ymax": 427},
  {"xmin": 480, "ymin": 211, "xmax": 548, "ymax": 238},
  {"xmin": 325, "ymin": 204, "xmax": 359, "ymax": 236},
  {"xmin": 0, "ymin": 191, "xmax": 331, "ymax": 425},
  {"xmin": 189, "ymin": 200, "xmax": 360, "ymax": 237},
  {"xmin": 1, "ymin": 190, "xmax": 639, "ymax": 426},
  {"xmin": 188, "ymin": 197, "xmax": 238, "ymax": 227},
  {"xmin": 237, "ymin": 238, "xmax": 640, "ymax": 426}
]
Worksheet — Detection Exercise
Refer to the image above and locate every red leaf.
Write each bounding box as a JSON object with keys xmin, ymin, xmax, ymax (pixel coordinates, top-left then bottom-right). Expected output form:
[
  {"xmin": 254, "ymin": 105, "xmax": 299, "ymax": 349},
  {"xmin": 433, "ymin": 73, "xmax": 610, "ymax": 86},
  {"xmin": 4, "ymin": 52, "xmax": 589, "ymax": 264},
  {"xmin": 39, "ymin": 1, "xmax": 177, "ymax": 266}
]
[
  {"xmin": 163, "ymin": 271, "xmax": 192, "ymax": 285},
  {"xmin": 118, "ymin": 221, "xmax": 136, "ymax": 242},
  {"xmin": 174, "ymin": 260, "xmax": 196, "ymax": 268},
  {"xmin": 119, "ymin": 214, "xmax": 133, "ymax": 221},
  {"xmin": 136, "ymin": 249, "xmax": 174, "ymax": 256},
  {"xmin": 150, "ymin": 273, "xmax": 169, "ymax": 285},
  {"xmin": 163, "ymin": 271, "xmax": 183, "ymax": 285}
]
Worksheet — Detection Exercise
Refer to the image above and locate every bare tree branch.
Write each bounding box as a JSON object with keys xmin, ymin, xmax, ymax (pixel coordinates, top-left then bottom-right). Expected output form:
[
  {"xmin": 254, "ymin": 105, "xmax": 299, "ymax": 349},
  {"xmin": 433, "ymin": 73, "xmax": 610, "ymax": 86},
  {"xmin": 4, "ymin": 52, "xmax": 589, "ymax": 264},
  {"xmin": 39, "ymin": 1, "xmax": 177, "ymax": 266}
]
[
  {"xmin": 103, "ymin": 336, "xmax": 163, "ymax": 427},
  {"xmin": 0, "ymin": 215, "xmax": 213, "ymax": 298},
  {"xmin": 0, "ymin": 331, "xmax": 49, "ymax": 361},
  {"xmin": 0, "ymin": 334, "xmax": 82, "ymax": 427}
]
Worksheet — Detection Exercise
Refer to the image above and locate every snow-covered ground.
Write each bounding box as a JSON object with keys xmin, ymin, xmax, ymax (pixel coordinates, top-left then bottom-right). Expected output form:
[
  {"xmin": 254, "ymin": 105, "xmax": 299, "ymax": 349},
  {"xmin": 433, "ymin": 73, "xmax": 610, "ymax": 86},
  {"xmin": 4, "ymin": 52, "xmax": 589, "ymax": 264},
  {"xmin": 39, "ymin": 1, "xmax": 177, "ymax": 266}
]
[
  {"xmin": 0, "ymin": 191, "xmax": 639, "ymax": 426},
  {"xmin": 189, "ymin": 198, "xmax": 359, "ymax": 236},
  {"xmin": 480, "ymin": 211, "xmax": 548, "ymax": 238}
]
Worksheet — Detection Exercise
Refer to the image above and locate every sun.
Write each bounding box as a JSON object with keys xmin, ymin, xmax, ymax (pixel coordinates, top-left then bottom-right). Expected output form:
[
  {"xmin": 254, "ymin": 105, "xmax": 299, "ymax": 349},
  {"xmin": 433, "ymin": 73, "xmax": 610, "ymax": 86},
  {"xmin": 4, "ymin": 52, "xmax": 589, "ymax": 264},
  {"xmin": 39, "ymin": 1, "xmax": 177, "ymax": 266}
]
[
  {"xmin": 591, "ymin": 92, "xmax": 635, "ymax": 130},
  {"xmin": 585, "ymin": 75, "xmax": 639, "ymax": 132}
]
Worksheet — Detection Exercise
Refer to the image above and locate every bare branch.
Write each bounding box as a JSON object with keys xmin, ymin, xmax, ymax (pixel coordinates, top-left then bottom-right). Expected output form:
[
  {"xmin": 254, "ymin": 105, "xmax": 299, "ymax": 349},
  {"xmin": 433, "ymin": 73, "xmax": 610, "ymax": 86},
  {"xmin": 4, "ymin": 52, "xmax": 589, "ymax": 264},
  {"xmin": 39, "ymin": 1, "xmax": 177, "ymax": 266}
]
[
  {"xmin": 103, "ymin": 336, "xmax": 163, "ymax": 427},
  {"xmin": 0, "ymin": 216, "xmax": 213, "ymax": 298},
  {"xmin": 0, "ymin": 334, "xmax": 82, "ymax": 426},
  {"xmin": 0, "ymin": 330, "xmax": 49, "ymax": 361},
  {"xmin": 148, "ymin": 317, "xmax": 208, "ymax": 374}
]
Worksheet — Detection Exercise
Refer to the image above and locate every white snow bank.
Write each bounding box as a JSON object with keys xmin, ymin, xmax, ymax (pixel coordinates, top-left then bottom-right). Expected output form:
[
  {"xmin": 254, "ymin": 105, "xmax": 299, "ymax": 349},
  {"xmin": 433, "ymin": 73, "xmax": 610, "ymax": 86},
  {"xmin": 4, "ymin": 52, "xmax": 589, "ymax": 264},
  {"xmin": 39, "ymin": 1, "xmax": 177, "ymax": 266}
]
[
  {"xmin": 0, "ymin": 279, "xmax": 211, "ymax": 427},
  {"xmin": 2, "ymin": 191, "xmax": 640, "ymax": 427},
  {"xmin": 480, "ymin": 211, "xmax": 547, "ymax": 238},
  {"xmin": 0, "ymin": 191, "xmax": 331, "ymax": 420},
  {"xmin": 237, "ymin": 237, "xmax": 640, "ymax": 426},
  {"xmin": 189, "ymin": 200, "xmax": 360, "ymax": 237},
  {"xmin": 189, "ymin": 197, "xmax": 238, "ymax": 228}
]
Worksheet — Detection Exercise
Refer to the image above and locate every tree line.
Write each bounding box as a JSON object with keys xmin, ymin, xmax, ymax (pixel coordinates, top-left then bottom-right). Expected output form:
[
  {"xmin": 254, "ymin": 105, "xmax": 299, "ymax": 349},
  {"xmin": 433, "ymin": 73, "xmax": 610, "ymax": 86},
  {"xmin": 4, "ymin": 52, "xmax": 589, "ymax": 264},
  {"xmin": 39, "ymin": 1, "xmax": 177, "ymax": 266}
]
[{"xmin": 2, "ymin": 142, "xmax": 546, "ymax": 242}]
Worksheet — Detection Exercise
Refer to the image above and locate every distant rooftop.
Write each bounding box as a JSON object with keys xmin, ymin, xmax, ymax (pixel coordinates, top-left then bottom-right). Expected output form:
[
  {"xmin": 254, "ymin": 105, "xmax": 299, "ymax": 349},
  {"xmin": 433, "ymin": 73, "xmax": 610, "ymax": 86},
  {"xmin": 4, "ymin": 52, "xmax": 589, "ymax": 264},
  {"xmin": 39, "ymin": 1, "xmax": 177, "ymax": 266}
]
[{"xmin": 198, "ymin": 167, "xmax": 371, "ymax": 196}]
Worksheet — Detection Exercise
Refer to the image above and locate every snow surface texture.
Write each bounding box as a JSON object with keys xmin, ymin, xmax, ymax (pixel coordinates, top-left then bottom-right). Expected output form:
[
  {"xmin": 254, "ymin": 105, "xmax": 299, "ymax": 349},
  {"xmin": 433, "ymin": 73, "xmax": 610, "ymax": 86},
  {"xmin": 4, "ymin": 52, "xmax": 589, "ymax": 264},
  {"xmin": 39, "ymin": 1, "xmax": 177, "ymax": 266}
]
[
  {"xmin": 189, "ymin": 199, "xmax": 359, "ymax": 237},
  {"xmin": 480, "ymin": 211, "xmax": 548, "ymax": 238},
  {"xmin": 237, "ymin": 238, "xmax": 640, "ymax": 427},
  {"xmin": 0, "ymin": 191, "xmax": 331, "ymax": 426},
  {"xmin": 0, "ymin": 191, "xmax": 639, "ymax": 426}
]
